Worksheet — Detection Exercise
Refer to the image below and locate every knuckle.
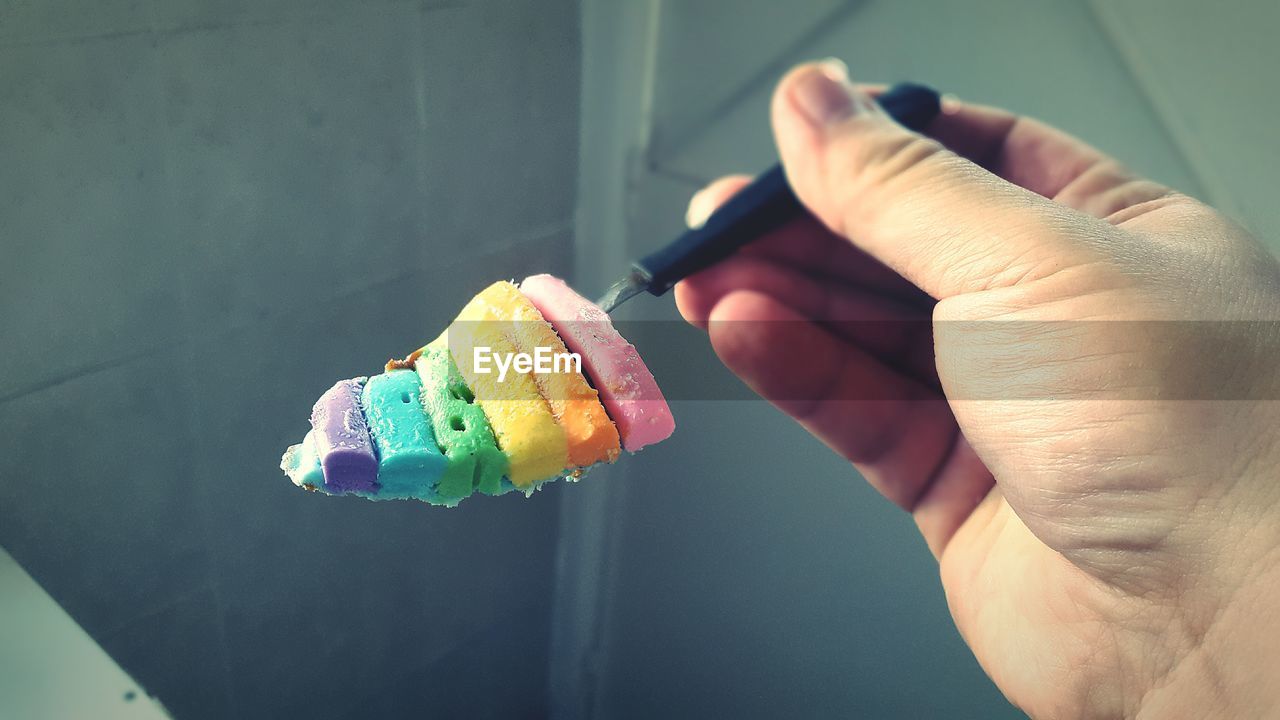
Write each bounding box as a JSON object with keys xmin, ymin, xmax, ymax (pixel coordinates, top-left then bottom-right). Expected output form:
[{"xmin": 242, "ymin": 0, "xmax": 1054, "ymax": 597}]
[
  {"xmin": 826, "ymin": 130, "xmax": 948, "ymax": 191},
  {"xmin": 819, "ymin": 129, "xmax": 953, "ymax": 233}
]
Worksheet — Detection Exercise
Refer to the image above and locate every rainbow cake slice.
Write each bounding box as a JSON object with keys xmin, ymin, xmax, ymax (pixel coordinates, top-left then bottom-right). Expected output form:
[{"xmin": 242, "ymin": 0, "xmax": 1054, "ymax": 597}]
[{"xmin": 280, "ymin": 277, "xmax": 673, "ymax": 506}]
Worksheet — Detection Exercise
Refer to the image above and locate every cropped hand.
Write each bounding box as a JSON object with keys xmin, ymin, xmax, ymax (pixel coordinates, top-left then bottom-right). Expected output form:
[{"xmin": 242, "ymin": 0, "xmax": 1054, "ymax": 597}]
[{"xmin": 676, "ymin": 60, "xmax": 1280, "ymax": 719}]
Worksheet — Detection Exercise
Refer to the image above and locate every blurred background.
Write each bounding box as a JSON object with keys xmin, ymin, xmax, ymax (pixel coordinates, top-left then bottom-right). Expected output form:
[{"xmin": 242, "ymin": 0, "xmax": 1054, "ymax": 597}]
[{"xmin": 2, "ymin": 0, "xmax": 1276, "ymax": 718}]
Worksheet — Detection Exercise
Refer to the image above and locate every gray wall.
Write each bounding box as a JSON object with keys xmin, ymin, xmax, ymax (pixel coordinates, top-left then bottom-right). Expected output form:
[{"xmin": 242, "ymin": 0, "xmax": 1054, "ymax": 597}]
[{"xmin": 0, "ymin": 1, "xmax": 580, "ymax": 718}]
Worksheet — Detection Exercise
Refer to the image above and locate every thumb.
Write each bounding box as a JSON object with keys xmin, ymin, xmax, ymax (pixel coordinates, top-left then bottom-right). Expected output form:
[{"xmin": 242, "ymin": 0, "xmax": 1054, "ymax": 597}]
[{"xmin": 773, "ymin": 61, "xmax": 1104, "ymax": 299}]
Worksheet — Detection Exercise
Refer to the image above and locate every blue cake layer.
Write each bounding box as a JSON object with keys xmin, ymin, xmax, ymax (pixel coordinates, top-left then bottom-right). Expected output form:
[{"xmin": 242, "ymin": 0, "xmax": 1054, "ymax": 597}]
[{"xmin": 360, "ymin": 370, "xmax": 447, "ymax": 501}]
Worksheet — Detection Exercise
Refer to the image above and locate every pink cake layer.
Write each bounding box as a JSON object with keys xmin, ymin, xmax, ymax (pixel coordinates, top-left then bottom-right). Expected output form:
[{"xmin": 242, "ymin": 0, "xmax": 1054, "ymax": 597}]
[{"xmin": 519, "ymin": 274, "xmax": 674, "ymax": 452}]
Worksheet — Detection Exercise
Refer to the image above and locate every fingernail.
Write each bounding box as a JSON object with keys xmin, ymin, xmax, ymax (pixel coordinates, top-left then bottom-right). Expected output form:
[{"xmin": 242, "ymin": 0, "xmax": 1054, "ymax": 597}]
[
  {"xmin": 791, "ymin": 58, "xmax": 862, "ymax": 126},
  {"xmin": 940, "ymin": 92, "xmax": 963, "ymax": 116},
  {"xmin": 819, "ymin": 57, "xmax": 849, "ymax": 82},
  {"xmin": 686, "ymin": 187, "xmax": 714, "ymax": 229}
]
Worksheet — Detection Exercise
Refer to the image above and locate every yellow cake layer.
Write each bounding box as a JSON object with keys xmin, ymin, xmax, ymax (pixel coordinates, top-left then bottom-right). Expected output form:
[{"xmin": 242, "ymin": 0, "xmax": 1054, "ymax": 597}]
[{"xmin": 437, "ymin": 281, "xmax": 568, "ymax": 486}]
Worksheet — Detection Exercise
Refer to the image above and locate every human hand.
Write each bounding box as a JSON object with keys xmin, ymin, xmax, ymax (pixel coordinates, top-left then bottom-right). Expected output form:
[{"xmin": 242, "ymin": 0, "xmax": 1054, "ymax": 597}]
[{"xmin": 675, "ymin": 60, "xmax": 1280, "ymax": 719}]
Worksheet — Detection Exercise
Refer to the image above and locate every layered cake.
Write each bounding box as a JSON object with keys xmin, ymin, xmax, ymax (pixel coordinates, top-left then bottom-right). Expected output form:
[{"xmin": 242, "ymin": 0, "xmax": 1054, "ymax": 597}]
[{"xmin": 280, "ymin": 276, "xmax": 674, "ymax": 506}]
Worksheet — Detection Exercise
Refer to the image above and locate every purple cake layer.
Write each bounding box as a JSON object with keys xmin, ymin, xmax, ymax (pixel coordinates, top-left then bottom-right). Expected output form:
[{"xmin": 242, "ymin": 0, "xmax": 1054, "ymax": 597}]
[{"xmin": 310, "ymin": 377, "xmax": 379, "ymax": 494}]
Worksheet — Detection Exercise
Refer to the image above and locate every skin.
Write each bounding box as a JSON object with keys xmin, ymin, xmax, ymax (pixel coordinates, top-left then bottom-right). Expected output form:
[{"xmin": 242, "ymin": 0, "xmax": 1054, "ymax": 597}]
[{"xmin": 675, "ymin": 60, "xmax": 1280, "ymax": 719}]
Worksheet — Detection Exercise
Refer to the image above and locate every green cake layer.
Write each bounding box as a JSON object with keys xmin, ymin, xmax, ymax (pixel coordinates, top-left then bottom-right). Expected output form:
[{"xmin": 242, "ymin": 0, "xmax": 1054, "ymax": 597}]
[{"xmin": 414, "ymin": 346, "xmax": 509, "ymax": 499}]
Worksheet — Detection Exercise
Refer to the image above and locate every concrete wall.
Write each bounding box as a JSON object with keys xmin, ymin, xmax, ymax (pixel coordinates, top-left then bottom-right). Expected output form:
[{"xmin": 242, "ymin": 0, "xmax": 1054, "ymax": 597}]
[{"xmin": 0, "ymin": 1, "xmax": 580, "ymax": 717}]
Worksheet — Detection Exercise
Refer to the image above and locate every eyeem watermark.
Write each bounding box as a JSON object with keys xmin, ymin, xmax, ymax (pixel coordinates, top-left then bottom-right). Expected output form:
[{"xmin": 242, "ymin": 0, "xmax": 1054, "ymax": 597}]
[{"xmin": 473, "ymin": 346, "xmax": 581, "ymax": 382}]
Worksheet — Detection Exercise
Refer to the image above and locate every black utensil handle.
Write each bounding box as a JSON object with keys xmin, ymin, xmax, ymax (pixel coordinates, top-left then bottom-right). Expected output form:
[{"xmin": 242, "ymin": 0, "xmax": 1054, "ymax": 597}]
[{"xmin": 637, "ymin": 82, "xmax": 941, "ymax": 295}]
